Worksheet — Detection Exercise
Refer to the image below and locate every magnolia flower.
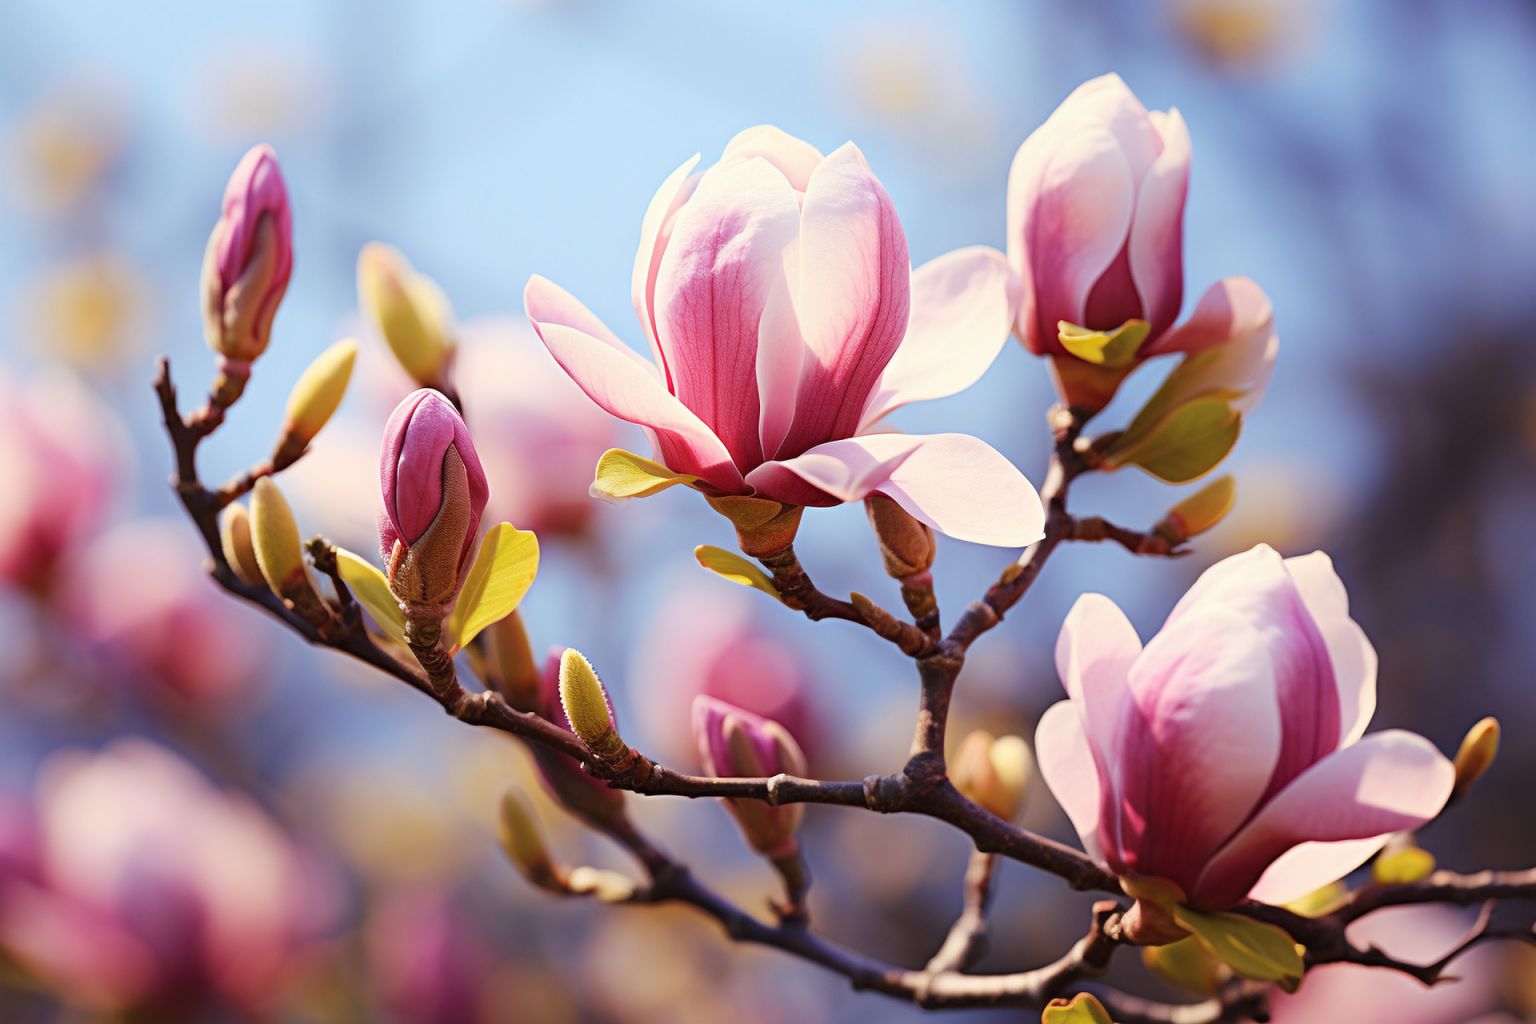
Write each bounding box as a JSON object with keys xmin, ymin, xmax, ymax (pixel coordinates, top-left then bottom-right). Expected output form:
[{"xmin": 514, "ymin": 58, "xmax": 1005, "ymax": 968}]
[
  {"xmin": 1007, "ymin": 74, "xmax": 1275, "ymax": 413},
  {"xmin": 60, "ymin": 518, "xmax": 264, "ymax": 711},
  {"xmin": 526, "ymin": 125, "xmax": 1042, "ymax": 548},
  {"xmin": 0, "ymin": 365, "xmax": 127, "ymax": 595},
  {"xmin": 694, "ymin": 696, "xmax": 807, "ymax": 858},
  {"xmin": 0, "ymin": 740, "xmax": 326, "ymax": 1015},
  {"xmin": 200, "ymin": 144, "xmax": 292, "ymax": 368},
  {"xmin": 1036, "ymin": 544, "xmax": 1455, "ymax": 910},
  {"xmin": 379, "ymin": 389, "xmax": 490, "ymax": 611}
]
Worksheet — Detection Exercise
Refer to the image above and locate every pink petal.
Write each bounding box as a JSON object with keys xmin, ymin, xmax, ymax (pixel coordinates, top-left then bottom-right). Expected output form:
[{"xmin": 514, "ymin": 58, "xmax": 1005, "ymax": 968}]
[
  {"xmin": 1113, "ymin": 605, "xmax": 1283, "ymax": 892},
  {"xmin": 720, "ymin": 126, "xmax": 824, "ymax": 191},
  {"xmin": 755, "ymin": 269, "xmax": 806, "ymax": 459},
  {"xmin": 1128, "ymin": 109, "xmax": 1191, "ymax": 341},
  {"xmin": 1195, "ymin": 730, "xmax": 1455, "ymax": 908},
  {"xmin": 653, "ymin": 157, "xmax": 801, "ymax": 470},
  {"xmin": 1024, "ymin": 127, "xmax": 1136, "ymax": 345},
  {"xmin": 524, "ymin": 275, "xmax": 743, "ymax": 491},
  {"xmin": 1034, "ymin": 700, "xmax": 1106, "ymax": 864},
  {"xmin": 1164, "ymin": 545, "xmax": 1341, "ymax": 796},
  {"xmin": 748, "ymin": 432, "xmax": 1043, "ymax": 547},
  {"xmin": 775, "ymin": 144, "xmax": 911, "ymax": 457},
  {"xmin": 1141, "ymin": 274, "xmax": 1272, "ymax": 357},
  {"xmin": 859, "ymin": 246, "xmax": 1021, "ymax": 429},
  {"xmin": 1284, "ymin": 551, "xmax": 1378, "ymax": 746},
  {"xmin": 632, "ymin": 154, "xmax": 702, "ymax": 383}
]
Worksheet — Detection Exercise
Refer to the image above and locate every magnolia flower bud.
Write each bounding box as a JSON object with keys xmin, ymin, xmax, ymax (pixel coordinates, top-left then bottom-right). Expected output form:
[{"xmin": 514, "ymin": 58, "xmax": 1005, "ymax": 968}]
[
  {"xmin": 358, "ymin": 242, "xmax": 455, "ymax": 389},
  {"xmin": 497, "ymin": 788, "xmax": 560, "ymax": 889},
  {"xmin": 482, "ymin": 610, "xmax": 540, "ymax": 711},
  {"xmin": 249, "ymin": 478, "xmax": 327, "ymax": 624},
  {"xmin": 200, "ymin": 144, "xmax": 293, "ymax": 404},
  {"xmin": 218, "ymin": 502, "xmax": 263, "ymax": 587},
  {"xmin": 273, "ymin": 338, "xmax": 356, "ymax": 465},
  {"xmin": 1154, "ymin": 475, "xmax": 1236, "ymax": 545},
  {"xmin": 534, "ymin": 648, "xmax": 626, "ymax": 826},
  {"xmin": 693, "ymin": 696, "xmax": 806, "ymax": 859},
  {"xmin": 864, "ymin": 493, "xmax": 935, "ymax": 578},
  {"xmin": 378, "ymin": 389, "xmax": 489, "ymax": 616},
  {"xmin": 558, "ymin": 648, "xmax": 624, "ymax": 760},
  {"xmin": 1453, "ymin": 716, "xmax": 1500, "ymax": 799},
  {"xmin": 951, "ymin": 730, "xmax": 1035, "ymax": 822}
]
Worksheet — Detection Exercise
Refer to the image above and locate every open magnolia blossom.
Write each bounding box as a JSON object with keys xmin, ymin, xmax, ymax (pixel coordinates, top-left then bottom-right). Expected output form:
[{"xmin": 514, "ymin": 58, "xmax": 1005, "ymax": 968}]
[
  {"xmin": 525, "ymin": 125, "xmax": 1043, "ymax": 548},
  {"xmin": 1036, "ymin": 544, "xmax": 1455, "ymax": 910},
  {"xmin": 1008, "ymin": 73, "xmax": 1276, "ymax": 415}
]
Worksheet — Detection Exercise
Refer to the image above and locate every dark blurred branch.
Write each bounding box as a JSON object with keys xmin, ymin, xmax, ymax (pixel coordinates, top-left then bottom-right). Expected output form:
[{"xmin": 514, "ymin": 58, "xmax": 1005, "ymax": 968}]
[{"xmin": 923, "ymin": 850, "xmax": 999, "ymax": 976}]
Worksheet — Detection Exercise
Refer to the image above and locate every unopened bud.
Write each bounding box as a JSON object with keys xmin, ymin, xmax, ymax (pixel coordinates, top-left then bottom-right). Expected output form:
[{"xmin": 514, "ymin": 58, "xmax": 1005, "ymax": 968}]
[
  {"xmin": 358, "ymin": 242, "xmax": 455, "ymax": 388},
  {"xmin": 1154, "ymin": 475, "xmax": 1236, "ymax": 545},
  {"xmin": 1453, "ymin": 716, "xmax": 1500, "ymax": 798},
  {"xmin": 497, "ymin": 788, "xmax": 561, "ymax": 889},
  {"xmin": 249, "ymin": 478, "xmax": 326, "ymax": 624},
  {"xmin": 218, "ymin": 502, "xmax": 263, "ymax": 587},
  {"xmin": 273, "ymin": 338, "xmax": 356, "ymax": 465},
  {"xmin": 534, "ymin": 648, "xmax": 626, "ymax": 826},
  {"xmin": 199, "ymin": 144, "xmax": 293, "ymax": 406},
  {"xmin": 378, "ymin": 389, "xmax": 489, "ymax": 614},
  {"xmin": 559, "ymin": 648, "xmax": 624, "ymax": 760},
  {"xmin": 694, "ymin": 695, "xmax": 807, "ymax": 858},
  {"xmin": 483, "ymin": 610, "xmax": 540, "ymax": 711},
  {"xmin": 864, "ymin": 493, "xmax": 935, "ymax": 577},
  {"xmin": 951, "ymin": 730, "xmax": 1034, "ymax": 822}
]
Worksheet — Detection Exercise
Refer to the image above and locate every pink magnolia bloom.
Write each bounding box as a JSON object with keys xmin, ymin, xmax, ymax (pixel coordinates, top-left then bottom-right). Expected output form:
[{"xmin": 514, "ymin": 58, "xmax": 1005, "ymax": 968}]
[
  {"xmin": 1036, "ymin": 544, "xmax": 1455, "ymax": 910},
  {"xmin": 1007, "ymin": 75, "xmax": 1274, "ymax": 410},
  {"xmin": 456, "ymin": 319, "xmax": 623, "ymax": 539},
  {"xmin": 378, "ymin": 389, "xmax": 490, "ymax": 609},
  {"xmin": 61, "ymin": 518, "xmax": 264, "ymax": 711},
  {"xmin": 200, "ymin": 144, "xmax": 293, "ymax": 364},
  {"xmin": 694, "ymin": 695, "xmax": 807, "ymax": 858},
  {"xmin": 0, "ymin": 365, "xmax": 127, "ymax": 595},
  {"xmin": 0, "ymin": 740, "xmax": 326, "ymax": 1015},
  {"xmin": 526, "ymin": 125, "xmax": 1042, "ymax": 547},
  {"xmin": 365, "ymin": 888, "xmax": 491, "ymax": 1024}
]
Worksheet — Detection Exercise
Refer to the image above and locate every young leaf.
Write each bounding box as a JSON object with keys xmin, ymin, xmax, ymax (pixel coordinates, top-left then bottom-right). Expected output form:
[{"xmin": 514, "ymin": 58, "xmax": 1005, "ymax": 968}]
[
  {"xmin": 1041, "ymin": 993, "xmax": 1112, "ymax": 1024},
  {"xmin": 335, "ymin": 548, "xmax": 406, "ymax": 643},
  {"xmin": 694, "ymin": 545, "xmax": 780, "ymax": 600},
  {"xmin": 591, "ymin": 448, "xmax": 698, "ymax": 500},
  {"xmin": 1058, "ymin": 318, "xmax": 1151, "ymax": 368},
  {"xmin": 1172, "ymin": 906, "xmax": 1304, "ymax": 986},
  {"xmin": 1373, "ymin": 845, "xmax": 1436, "ymax": 885},
  {"xmin": 1106, "ymin": 398, "xmax": 1241, "ymax": 484},
  {"xmin": 444, "ymin": 523, "xmax": 540, "ymax": 652}
]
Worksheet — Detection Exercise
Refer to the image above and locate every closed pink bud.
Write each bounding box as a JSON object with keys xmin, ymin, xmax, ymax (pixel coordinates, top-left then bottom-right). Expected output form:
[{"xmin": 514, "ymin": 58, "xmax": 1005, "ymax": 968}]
[
  {"xmin": 693, "ymin": 695, "xmax": 807, "ymax": 858},
  {"xmin": 525, "ymin": 125, "xmax": 1043, "ymax": 548},
  {"xmin": 378, "ymin": 389, "xmax": 489, "ymax": 611},
  {"xmin": 200, "ymin": 144, "xmax": 293, "ymax": 368},
  {"xmin": 1035, "ymin": 544, "xmax": 1454, "ymax": 910},
  {"xmin": 531, "ymin": 648, "xmax": 625, "ymax": 826}
]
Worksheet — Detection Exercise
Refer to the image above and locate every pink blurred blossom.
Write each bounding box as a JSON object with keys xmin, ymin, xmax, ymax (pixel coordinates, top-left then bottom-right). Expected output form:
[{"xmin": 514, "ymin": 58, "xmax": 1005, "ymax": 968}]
[
  {"xmin": 0, "ymin": 365, "xmax": 127, "ymax": 596},
  {"xmin": 0, "ymin": 740, "xmax": 328, "ymax": 1015},
  {"xmin": 1036, "ymin": 544, "xmax": 1454, "ymax": 909},
  {"xmin": 526, "ymin": 125, "xmax": 1041, "ymax": 547},
  {"xmin": 60, "ymin": 518, "xmax": 264, "ymax": 711},
  {"xmin": 365, "ymin": 887, "xmax": 491, "ymax": 1024}
]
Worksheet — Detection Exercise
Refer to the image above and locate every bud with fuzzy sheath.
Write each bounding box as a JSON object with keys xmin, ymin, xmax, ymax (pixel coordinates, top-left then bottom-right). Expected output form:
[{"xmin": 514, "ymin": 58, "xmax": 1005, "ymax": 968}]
[
  {"xmin": 693, "ymin": 695, "xmax": 807, "ymax": 858},
  {"xmin": 558, "ymin": 648, "xmax": 624, "ymax": 760},
  {"xmin": 951, "ymin": 730, "xmax": 1035, "ymax": 822},
  {"xmin": 1453, "ymin": 716, "xmax": 1500, "ymax": 799},
  {"xmin": 864, "ymin": 493, "xmax": 935, "ymax": 578},
  {"xmin": 358, "ymin": 242, "xmax": 455, "ymax": 389},
  {"xmin": 200, "ymin": 144, "xmax": 293, "ymax": 405},
  {"xmin": 497, "ymin": 788, "xmax": 560, "ymax": 889},
  {"xmin": 249, "ymin": 478, "xmax": 326, "ymax": 623},
  {"xmin": 218, "ymin": 502, "xmax": 263, "ymax": 587},
  {"xmin": 378, "ymin": 389, "xmax": 489, "ymax": 616},
  {"xmin": 273, "ymin": 338, "xmax": 356, "ymax": 464},
  {"xmin": 533, "ymin": 648, "xmax": 626, "ymax": 826}
]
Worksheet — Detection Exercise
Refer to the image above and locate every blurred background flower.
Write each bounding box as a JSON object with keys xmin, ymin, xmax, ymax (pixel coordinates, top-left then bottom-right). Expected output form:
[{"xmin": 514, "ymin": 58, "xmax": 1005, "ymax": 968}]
[{"xmin": 3, "ymin": 1, "xmax": 1535, "ymax": 1020}]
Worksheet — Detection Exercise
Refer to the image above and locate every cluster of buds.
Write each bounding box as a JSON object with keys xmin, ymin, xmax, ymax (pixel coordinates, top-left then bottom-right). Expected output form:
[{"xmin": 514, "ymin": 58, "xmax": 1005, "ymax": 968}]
[
  {"xmin": 378, "ymin": 389, "xmax": 490, "ymax": 637},
  {"xmin": 199, "ymin": 144, "xmax": 293, "ymax": 411}
]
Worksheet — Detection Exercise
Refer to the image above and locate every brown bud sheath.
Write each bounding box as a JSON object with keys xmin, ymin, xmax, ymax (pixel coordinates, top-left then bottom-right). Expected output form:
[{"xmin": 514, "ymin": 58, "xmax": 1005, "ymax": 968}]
[{"xmin": 864, "ymin": 493, "xmax": 935, "ymax": 577}]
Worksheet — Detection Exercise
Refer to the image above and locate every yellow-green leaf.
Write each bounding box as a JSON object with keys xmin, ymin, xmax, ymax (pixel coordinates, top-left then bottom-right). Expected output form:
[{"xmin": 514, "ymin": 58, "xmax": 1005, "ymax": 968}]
[
  {"xmin": 1142, "ymin": 936, "xmax": 1230, "ymax": 996},
  {"xmin": 1373, "ymin": 845, "xmax": 1436, "ymax": 885},
  {"xmin": 1041, "ymin": 993, "xmax": 1112, "ymax": 1024},
  {"xmin": 1107, "ymin": 398, "xmax": 1241, "ymax": 484},
  {"xmin": 1284, "ymin": 881, "xmax": 1348, "ymax": 919},
  {"xmin": 444, "ymin": 524, "xmax": 540, "ymax": 652},
  {"xmin": 694, "ymin": 545, "xmax": 780, "ymax": 600},
  {"xmin": 1173, "ymin": 906, "xmax": 1304, "ymax": 986},
  {"xmin": 335, "ymin": 548, "xmax": 406, "ymax": 643},
  {"xmin": 591, "ymin": 448, "xmax": 698, "ymax": 500},
  {"xmin": 1059, "ymin": 318, "xmax": 1151, "ymax": 368}
]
